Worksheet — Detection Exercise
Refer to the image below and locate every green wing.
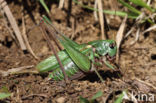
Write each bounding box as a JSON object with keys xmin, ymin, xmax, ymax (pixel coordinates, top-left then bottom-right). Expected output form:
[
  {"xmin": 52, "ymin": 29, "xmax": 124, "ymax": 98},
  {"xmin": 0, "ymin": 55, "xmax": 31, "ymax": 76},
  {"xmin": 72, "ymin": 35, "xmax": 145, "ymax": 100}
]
[{"xmin": 59, "ymin": 38, "xmax": 91, "ymax": 72}]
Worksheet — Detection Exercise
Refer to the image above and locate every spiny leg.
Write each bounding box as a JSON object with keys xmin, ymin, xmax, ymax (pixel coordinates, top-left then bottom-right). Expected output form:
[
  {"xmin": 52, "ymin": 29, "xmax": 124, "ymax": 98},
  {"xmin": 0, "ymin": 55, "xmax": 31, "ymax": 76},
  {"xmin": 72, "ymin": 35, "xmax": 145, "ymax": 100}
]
[
  {"xmin": 92, "ymin": 64, "xmax": 104, "ymax": 82},
  {"xmin": 87, "ymin": 48, "xmax": 104, "ymax": 82},
  {"xmin": 40, "ymin": 20, "xmax": 69, "ymax": 83},
  {"xmin": 103, "ymin": 57, "xmax": 115, "ymax": 70}
]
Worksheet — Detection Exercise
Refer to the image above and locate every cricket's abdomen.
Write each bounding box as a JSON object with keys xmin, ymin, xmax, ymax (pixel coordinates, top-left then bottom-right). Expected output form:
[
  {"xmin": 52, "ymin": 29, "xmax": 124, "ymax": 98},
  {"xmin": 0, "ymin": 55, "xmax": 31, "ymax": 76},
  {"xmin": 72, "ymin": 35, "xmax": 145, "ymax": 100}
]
[
  {"xmin": 36, "ymin": 50, "xmax": 70, "ymax": 73},
  {"xmin": 49, "ymin": 59, "xmax": 80, "ymax": 81},
  {"xmin": 36, "ymin": 50, "xmax": 82, "ymax": 80}
]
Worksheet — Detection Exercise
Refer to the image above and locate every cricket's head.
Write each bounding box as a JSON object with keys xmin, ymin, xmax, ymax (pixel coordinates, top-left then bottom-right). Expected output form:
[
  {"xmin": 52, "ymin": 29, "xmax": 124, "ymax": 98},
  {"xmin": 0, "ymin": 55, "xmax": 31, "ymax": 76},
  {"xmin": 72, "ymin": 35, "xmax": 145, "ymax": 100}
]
[
  {"xmin": 91, "ymin": 40, "xmax": 117, "ymax": 61},
  {"xmin": 105, "ymin": 40, "xmax": 117, "ymax": 61}
]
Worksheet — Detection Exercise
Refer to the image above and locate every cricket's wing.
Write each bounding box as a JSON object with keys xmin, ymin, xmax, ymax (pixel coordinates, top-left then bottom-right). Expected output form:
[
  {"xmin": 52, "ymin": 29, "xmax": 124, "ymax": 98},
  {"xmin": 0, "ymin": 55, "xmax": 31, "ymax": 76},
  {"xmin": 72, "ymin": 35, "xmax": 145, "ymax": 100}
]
[{"xmin": 61, "ymin": 40, "xmax": 91, "ymax": 72}]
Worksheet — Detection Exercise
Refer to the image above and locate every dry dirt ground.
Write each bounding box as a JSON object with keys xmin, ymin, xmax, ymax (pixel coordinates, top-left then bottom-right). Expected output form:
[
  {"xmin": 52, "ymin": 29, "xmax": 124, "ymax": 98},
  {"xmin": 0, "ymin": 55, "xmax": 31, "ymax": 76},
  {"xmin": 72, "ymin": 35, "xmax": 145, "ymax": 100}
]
[{"xmin": 0, "ymin": 0, "xmax": 156, "ymax": 103}]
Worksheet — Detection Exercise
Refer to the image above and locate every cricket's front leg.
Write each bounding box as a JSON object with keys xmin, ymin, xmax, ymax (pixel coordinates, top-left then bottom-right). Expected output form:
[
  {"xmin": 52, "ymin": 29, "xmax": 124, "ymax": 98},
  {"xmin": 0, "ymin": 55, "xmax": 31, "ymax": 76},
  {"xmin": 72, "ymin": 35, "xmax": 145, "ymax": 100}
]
[
  {"xmin": 103, "ymin": 58, "xmax": 116, "ymax": 70},
  {"xmin": 86, "ymin": 48, "xmax": 104, "ymax": 82}
]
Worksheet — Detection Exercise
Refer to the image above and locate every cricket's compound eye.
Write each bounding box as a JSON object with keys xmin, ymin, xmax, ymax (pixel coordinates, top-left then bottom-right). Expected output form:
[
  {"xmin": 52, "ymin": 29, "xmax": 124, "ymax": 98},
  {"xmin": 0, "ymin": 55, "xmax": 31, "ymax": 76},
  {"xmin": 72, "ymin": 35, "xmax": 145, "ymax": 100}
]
[{"xmin": 109, "ymin": 43, "xmax": 115, "ymax": 49}]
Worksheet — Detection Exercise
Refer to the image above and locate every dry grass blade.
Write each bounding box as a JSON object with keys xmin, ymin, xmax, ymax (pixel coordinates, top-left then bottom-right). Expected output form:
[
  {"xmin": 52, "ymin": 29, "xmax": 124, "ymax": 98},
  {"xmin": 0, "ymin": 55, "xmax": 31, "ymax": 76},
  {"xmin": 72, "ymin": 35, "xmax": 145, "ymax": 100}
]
[
  {"xmin": 136, "ymin": 13, "xmax": 145, "ymax": 23},
  {"xmin": 124, "ymin": 13, "xmax": 146, "ymax": 44},
  {"xmin": 94, "ymin": 0, "xmax": 98, "ymax": 21},
  {"xmin": 147, "ymin": 0, "xmax": 151, "ymax": 6},
  {"xmin": 0, "ymin": 65, "xmax": 35, "ymax": 77},
  {"xmin": 0, "ymin": 8, "xmax": 16, "ymax": 41},
  {"xmin": 116, "ymin": 15, "xmax": 127, "ymax": 63},
  {"xmin": 124, "ymin": 14, "xmax": 143, "ymax": 39},
  {"xmin": 130, "ymin": 28, "xmax": 140, "ymax": 45},
  {"xmin": 0, "ymin": 0, "xmax": 27, "ymax": 50},
  {"xmin": 22, "ymin": 16, "xmax": 39, "ymax": 60},
  {"xmin": 59, "ymin": 0, "xmax": 65, "ymax": 9},
  {"xmin": 16, "ymin": 86, "xmax": 22, "ymax": 103},
  {"xmin": 150, "ymin": 13, "xmax": 156, "ymax": 19},
  {"xmin": 135, "ymin": 77, "xmax": 156, "ymax": 90},
  {"xmin": 71, "ymin": 18, "xmax": 76, "ymax": 39},
  {"xmin": 97, "ymin": 0, "xmax": 106, "ymax": 40},
  {"xmin": 128, "ymin": 14, "xmax": 144, "ymax": 45},
  {"xmin": 142, "ymin": 24, "xmax": 156, "ymax": 34},
  {"xmin": 124, "ymin": 27, "xmax": 134, "ymax": 38}
]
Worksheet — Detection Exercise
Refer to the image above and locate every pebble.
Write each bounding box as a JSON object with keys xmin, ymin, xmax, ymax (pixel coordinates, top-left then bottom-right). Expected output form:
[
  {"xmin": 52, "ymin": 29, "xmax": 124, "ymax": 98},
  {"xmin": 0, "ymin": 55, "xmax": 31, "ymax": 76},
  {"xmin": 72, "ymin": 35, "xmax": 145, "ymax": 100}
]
[{"xmin": 56, "ymin": 97, "xmax": 65, "ymax": 103}]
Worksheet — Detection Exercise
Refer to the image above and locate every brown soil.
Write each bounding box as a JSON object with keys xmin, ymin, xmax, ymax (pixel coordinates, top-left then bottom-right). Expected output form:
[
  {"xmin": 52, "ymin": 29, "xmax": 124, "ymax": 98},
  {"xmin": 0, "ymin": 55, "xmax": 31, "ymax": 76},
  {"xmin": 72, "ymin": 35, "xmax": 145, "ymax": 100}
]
[{"xmin": 0, "ymin": 0, "xmax": 156, "ymax": 103}]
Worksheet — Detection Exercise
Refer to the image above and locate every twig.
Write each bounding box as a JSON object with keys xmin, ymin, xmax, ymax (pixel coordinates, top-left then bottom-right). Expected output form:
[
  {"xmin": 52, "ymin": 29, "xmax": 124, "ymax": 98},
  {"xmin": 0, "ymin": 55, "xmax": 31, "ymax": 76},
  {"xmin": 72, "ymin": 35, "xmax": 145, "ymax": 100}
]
[
  {"xmin": 135, "ymin": 77, "xmax": 156, "ymax": 90},
  {"xmin": 97, "ymin": 0, "xmax": 106, "ymax": 40},
  {"xmin": 0, "ymin": 65, "xmax": 35, "ymax": 76},
  {"xmin": 59, "ymin": 0, "xmax": 65, "ymax": 9},
  {"xmin": 0, "ymin": 0, "xmax": 27, "ymax": 50}
]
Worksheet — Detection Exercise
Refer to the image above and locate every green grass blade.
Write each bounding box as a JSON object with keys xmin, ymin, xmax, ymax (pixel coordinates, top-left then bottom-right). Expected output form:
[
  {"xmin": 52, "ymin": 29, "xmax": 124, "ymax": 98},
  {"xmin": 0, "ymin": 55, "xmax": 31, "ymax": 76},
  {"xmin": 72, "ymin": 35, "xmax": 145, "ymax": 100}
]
[
  {"xmin": 0, "ymin": 93, "xmax": 11, "ymax": 100},
  {"xmin": 0, "ymin": 87, "xmax": 11, "ymax": 100},
  {"xmin": 91, "ymin": 91, "xmax": 103, "ymax": 101},
  {"xmin": 114, "ymin": 91, "xmax": 126, "ymax": 103},
  {"xmin": 80, "ymin": 96, "xmax": 89, "ymax": 103},
  {"xmin": 119, "ymin": 0, "xmax": 141, "ymax": 15},
  {"xmin": 103, "ymin": 10, "xmax": 138, "ymax": 19},
  {"xmin": 73, "ymin": 0, "xmax": 138, "ymax": 19},
  {"xmin": 42, "ymin": 15, "xmax": 51, "ymax": 24},
  {"xmin": 39, "ymin": 0, "xmax": 50, "ymax": 14},
  {"xmin": 129, "ymin": 0, "xmax": 154, "ymax": 12}
]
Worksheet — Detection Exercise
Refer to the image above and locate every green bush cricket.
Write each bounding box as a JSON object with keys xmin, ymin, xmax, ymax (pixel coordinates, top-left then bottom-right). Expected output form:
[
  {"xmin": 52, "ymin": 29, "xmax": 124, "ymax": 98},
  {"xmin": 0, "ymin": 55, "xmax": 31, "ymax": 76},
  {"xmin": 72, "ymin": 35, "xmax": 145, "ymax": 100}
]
[{"xmin": 36, "ymin": 16, "xmax": 117, "ymax": 82}]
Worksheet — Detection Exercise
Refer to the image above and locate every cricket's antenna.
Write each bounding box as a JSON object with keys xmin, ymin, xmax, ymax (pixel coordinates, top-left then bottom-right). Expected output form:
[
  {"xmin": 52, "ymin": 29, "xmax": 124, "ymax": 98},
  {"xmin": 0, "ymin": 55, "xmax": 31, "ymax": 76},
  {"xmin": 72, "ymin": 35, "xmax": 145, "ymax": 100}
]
[{"xmin": 42, "ymin": 15, "xmax": 65, "ymax": 37}]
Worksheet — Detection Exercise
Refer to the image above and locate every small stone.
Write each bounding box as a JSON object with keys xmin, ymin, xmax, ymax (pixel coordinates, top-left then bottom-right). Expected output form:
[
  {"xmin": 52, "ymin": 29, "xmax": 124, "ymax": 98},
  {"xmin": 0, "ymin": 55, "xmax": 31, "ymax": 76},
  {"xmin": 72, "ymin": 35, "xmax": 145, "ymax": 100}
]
[
  {"xmin": 41, "ymin": 46, "xmax": 48, "ymax": 54},
  {"xmin": 56, "ymin": 97, "xmax": 65, "ymax": 103}
]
